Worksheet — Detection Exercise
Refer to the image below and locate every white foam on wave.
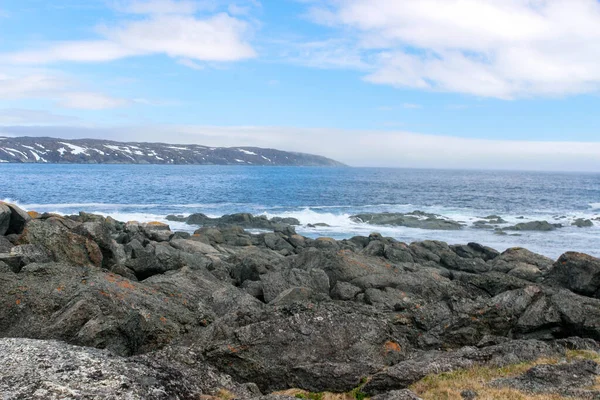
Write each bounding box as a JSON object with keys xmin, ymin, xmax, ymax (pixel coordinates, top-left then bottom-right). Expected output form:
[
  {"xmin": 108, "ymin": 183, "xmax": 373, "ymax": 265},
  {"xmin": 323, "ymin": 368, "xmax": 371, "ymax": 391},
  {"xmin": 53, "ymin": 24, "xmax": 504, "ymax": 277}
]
[
  {"xmin": 263, "ymin": 208, "xmax": 357, "ymax": 228},
  {"xmin": 590, "ymin": 203, "xmax": 600, "ymax": 210}
]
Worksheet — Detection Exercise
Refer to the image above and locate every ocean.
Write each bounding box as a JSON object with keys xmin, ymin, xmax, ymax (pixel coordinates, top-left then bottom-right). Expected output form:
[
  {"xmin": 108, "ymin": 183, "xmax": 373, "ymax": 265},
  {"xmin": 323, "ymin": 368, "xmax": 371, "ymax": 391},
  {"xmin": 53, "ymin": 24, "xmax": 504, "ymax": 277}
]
[{"xmin": 2, "ymin": 164, "xmax": 600, "ymax": 259}]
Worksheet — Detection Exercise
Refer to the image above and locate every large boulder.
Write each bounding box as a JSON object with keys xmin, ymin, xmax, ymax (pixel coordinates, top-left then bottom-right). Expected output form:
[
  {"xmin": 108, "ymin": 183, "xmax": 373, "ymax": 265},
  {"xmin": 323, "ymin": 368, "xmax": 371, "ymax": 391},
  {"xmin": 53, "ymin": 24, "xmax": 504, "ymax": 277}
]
[
  {"xmin": 545, "ymin": 252, "xmax": 600, "ymax": 298},
  {"xmin": 19, "ymin": 217, "xmax": 103, "ymax": 268},
  {"xmin": 2, "ymin": 203, "xmax": 31, "ymax": 235},
  {"xmin": 0, "ymin": 262, "xmax": 237, "ymax": 356},
  {"xmin": 200, "ymin": 302, "xmax": 407, "ymax": 393},
  {"xmin": 490, "ymin": 247, "xmax": 554, "ymax": 282}
]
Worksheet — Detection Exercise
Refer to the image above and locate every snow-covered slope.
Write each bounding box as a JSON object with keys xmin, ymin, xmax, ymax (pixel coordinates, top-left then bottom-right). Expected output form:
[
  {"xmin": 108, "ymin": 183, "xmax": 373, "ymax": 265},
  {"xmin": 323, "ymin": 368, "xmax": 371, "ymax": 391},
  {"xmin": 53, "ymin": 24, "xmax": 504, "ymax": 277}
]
[{"xmin": 0, "ymin": 137, "xmax": 345, "ymax": 166}]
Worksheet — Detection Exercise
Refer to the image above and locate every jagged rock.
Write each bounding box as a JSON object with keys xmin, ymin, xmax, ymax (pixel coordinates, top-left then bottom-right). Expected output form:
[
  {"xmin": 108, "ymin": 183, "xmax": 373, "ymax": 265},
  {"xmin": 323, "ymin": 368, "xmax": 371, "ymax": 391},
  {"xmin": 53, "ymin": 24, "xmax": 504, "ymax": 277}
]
[
  {"xmin": 545, "ymin": 252, "xmax": 600, "ymax": 298},
  {"xmin": 19, "ymin": 217, "xmax": 103, "ymax": 268},
  {"xmin": 200, "ymin": 302, "xmax": 406, "ymax": 393}
]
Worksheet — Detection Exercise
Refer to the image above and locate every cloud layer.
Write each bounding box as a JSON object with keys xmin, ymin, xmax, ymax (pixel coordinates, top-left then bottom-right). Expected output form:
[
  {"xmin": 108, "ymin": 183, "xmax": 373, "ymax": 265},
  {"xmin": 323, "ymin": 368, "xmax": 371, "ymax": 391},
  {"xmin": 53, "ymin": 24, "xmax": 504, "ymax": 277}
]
[{"xmin": 307, "ymin": 0, "xmax": 600, "ymax": 98}]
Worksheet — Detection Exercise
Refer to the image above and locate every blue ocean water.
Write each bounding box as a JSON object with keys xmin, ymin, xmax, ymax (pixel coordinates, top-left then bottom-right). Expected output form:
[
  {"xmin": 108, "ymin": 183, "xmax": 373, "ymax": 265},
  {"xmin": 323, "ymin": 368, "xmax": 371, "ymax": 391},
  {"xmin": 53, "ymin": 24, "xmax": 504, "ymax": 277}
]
[{"xmin": 2, "ymin": 164, "xmax": 600, "ymax": 258}]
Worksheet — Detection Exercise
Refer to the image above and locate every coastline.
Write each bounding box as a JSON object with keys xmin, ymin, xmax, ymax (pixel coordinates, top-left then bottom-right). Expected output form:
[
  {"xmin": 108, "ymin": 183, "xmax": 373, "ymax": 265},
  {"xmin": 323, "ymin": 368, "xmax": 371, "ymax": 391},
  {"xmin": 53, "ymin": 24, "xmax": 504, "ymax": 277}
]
[{"xmin": 2, "ymin": 202, "xmax": 600, "ymax": 398}]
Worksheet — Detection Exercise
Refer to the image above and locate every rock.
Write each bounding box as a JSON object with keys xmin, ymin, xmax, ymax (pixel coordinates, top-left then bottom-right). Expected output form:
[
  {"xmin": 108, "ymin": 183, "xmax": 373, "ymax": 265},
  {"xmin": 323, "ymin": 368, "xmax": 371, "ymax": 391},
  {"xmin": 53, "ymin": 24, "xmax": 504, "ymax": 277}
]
[
  {"xmin": 504, "ymin": 221, "xmax": 562, "ymax": 231},
  {"xmin": 170, "ymin": 238, "xmax": 219, "ymax": 255},
  {"xmin": 410, "ymin": 241, "xmax": 490, "ymax": 273},
  {"xmin": 371, "ymin": 390, "xmax": 423, "ymax": 399},
  {"xmin": 263, "ymin": 233, "xmax": 294, "ymax": 252},
  {"xmin": 0, "ymin": 261, "xmax": 251, "ymax": 356},
  {"xmin": 313, "ymin": 237, "xmax": 340, "ymax": 250},
  {"xmin": 490, "ymin": 247, "xmax": 554, "ymax": 282},
  {"xmin": 19, "ymin": 218, "xmax": 103, "ymax": 268},
  {"xmin": 270, "ymin": 287, "xmax": 327, "ymax": 305},
  {"xmin": 3, "ymin": 203, "xmax": 32, "ymax": 235},
  {"xmin": 491, "ymin": 360, "xmax": 600, "ymax": 397},
  {"xmin": 200, "ymin": 302, "xmax": 405, "ymax": 393},
  {"xmin": 0, "ymin": 337, "xmax": 262, "ymax": 400},
  {"xmin": 545, "ymin": 252, "xmax": 600, "ymax": 297},
  {"xmin": 362, "ymin": 339, "xmax": 568, "ymax": 395},
  {"xmin": 331, "ymin": 281, "xmax": 362, "ymax": 300},
  {"xmin": 0, "ymin": 235, "xmax": 13, "ymax": 252},
  {"xmin": 351, "ymin": 212, "xmax": 463, "ymax": 230},
  {"xmin": 460, "ymin": 389, "xmax": 478, "ymax": 399},
  {"xmin": 169, "ymin": 212, "xmax": 300, "ymax": 232},
  {"xmin": 307, "ymin": 223, "xmax": 331, "ymax": 228},
  {"xmin": 451, "ymin": 242, "xmax": 499, "ymax": 262},
  {"xmin": 573, "ymin": 218, "xmax": 594, "ymax": 228},
  {"xmin": 261, "ymin": 268, "xmax": 330, "ymax": 303},
  {"xmin": 9, "ymin": 244, "xmax": 52, "ymax": 265},
  {"xmin": 73, "ymin": 220, "xmax": 126, "ymax": 267},
  {"xmin": 0, "ymin": 203, "xmax": 10, "ymax": 235}
]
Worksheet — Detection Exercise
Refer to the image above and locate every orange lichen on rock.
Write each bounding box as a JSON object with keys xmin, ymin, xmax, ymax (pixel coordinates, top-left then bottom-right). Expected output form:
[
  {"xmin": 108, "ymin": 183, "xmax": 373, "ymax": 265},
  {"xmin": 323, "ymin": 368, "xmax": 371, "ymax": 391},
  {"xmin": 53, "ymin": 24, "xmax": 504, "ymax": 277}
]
[
  {"xmin": 27, "ymin": 211, "xmax": 42, "ymax": 219},
  {"xmin": 383, "ymin": 340, "xmax": 402, "ymax": 354}
]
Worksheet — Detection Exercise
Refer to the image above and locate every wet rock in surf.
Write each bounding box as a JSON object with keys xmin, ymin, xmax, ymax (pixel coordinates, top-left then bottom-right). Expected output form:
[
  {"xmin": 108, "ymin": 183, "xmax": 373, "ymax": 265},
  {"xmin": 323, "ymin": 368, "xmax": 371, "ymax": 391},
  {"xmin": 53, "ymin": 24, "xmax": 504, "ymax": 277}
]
[
  {"xmin": 351, "ymin": 211, "xmax": 464, "ymax": 230},
  {"xmin": 573, "ymin": 218, "xmax": 594, "ymax": 228},
  {"xmin": 504, "ymin": 221, "xmax": 562, "ymax": 231}
]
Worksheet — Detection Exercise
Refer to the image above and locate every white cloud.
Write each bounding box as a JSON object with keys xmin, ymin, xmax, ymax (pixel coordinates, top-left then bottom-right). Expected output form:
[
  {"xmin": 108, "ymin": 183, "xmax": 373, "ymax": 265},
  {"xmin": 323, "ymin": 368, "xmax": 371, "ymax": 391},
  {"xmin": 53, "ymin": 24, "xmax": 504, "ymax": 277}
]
[
  {"xmin": 5, "ymin": 6, "xmax": 256, "ymax": 65},
  {"xmin": 0, "ymin": 69, "xmax": 130, "ymax": 110},
  {"xmin": 177, "ymin": 58, "xmax": 205, "ymax": 70},
  {"xmin": 115, "ymin": 0, "xmax": 206, "ymax": 15},
  {"xmin": 57, "ymin": 92, "xmax": 130, "ymax": 110},
  {"xmin": 0, "ymin": 71, "xmax": 69, "ymax": 99},
  {"xmin": 402, "ymin": 103, "xmax": 422, "ymax": 109},
  {"xmin": 306, "ymin": 0, "xmax": 600, "ymax": 99},
  {"xmin": 0, "ymin": 109, "xmax": 80, "ymax": 125}
]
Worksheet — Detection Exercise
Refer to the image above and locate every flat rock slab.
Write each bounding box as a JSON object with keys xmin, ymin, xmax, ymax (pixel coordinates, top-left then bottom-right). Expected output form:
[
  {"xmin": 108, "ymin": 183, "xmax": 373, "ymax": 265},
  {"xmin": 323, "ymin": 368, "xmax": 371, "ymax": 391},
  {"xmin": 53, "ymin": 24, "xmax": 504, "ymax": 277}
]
[{"xmin": 0, "ymin": 338, "xmax": 195, "ymax": 400}]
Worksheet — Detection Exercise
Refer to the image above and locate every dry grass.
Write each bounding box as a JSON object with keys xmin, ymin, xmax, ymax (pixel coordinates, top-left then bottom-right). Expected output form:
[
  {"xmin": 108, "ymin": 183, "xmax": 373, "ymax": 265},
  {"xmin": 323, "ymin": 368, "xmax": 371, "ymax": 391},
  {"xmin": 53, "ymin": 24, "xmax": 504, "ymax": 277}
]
[
  {"xmin": 274, "ymin": 387, "xmax": 367, "ymax": 400},
  {"xmin": 410, "ymin": 350, "xmax": 600, "ymax": 400},
  {"xmin": 270, "ymin": 350, "xmax": 600, "ymax": 400}
]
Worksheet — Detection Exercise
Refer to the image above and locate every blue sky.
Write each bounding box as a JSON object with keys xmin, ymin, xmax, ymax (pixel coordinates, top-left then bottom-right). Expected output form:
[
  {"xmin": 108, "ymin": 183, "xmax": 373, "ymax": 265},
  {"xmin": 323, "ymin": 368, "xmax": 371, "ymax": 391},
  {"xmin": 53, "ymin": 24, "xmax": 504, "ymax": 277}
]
[{"xmin": 1, "ymin": 0, "xmax": 600, "ymax": 169}]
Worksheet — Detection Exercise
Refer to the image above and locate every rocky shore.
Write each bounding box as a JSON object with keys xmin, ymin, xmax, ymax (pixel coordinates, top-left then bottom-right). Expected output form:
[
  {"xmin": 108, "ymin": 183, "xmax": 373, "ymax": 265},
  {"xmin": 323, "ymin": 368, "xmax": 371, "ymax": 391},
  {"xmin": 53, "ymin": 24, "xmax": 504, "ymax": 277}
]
[{"xmin": 2, "ymin": 203, "xmax": 600, "ymax": 399}]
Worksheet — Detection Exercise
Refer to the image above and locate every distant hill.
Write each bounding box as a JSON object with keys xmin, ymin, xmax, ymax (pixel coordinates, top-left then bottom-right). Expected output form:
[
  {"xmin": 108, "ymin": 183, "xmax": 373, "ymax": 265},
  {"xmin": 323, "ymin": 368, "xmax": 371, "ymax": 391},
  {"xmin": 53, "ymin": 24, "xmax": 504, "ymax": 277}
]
[{"xmin": 0, "ymin": 136, "xmax": 346, "ymax": 166}]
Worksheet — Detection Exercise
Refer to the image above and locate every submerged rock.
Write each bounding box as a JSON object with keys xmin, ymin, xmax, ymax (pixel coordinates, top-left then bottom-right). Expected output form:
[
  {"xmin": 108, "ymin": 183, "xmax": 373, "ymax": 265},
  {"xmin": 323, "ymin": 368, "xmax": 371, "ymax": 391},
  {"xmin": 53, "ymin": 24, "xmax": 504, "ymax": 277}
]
[
  {"xmin": 573, "ymin": 218, "xmax": 594, "ymax": 228},
  {"xmin": 504, "ymin": 221, "xmax": 562, "ymax": 231},
  {"xmin": 351, "ymin": 211, "xmax": 464, "ymax": 230}
]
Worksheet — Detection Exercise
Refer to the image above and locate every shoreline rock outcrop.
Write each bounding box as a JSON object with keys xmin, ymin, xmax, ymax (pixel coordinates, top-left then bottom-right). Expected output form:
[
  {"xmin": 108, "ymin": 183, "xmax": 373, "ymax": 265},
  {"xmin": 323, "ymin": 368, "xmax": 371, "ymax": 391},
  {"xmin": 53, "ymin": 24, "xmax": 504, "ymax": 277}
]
[{"xmin": 2, "ymin": 202, "xmax": 600, "ymax": 399}]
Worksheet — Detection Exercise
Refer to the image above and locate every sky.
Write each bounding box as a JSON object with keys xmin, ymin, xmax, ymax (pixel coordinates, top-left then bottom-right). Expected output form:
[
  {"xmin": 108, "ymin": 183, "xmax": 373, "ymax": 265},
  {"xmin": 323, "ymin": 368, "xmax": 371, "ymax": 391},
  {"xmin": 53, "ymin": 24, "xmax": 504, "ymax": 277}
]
[{"xmin": 1, "ymin": 0, "xmax": 600, "ymax": 170}]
